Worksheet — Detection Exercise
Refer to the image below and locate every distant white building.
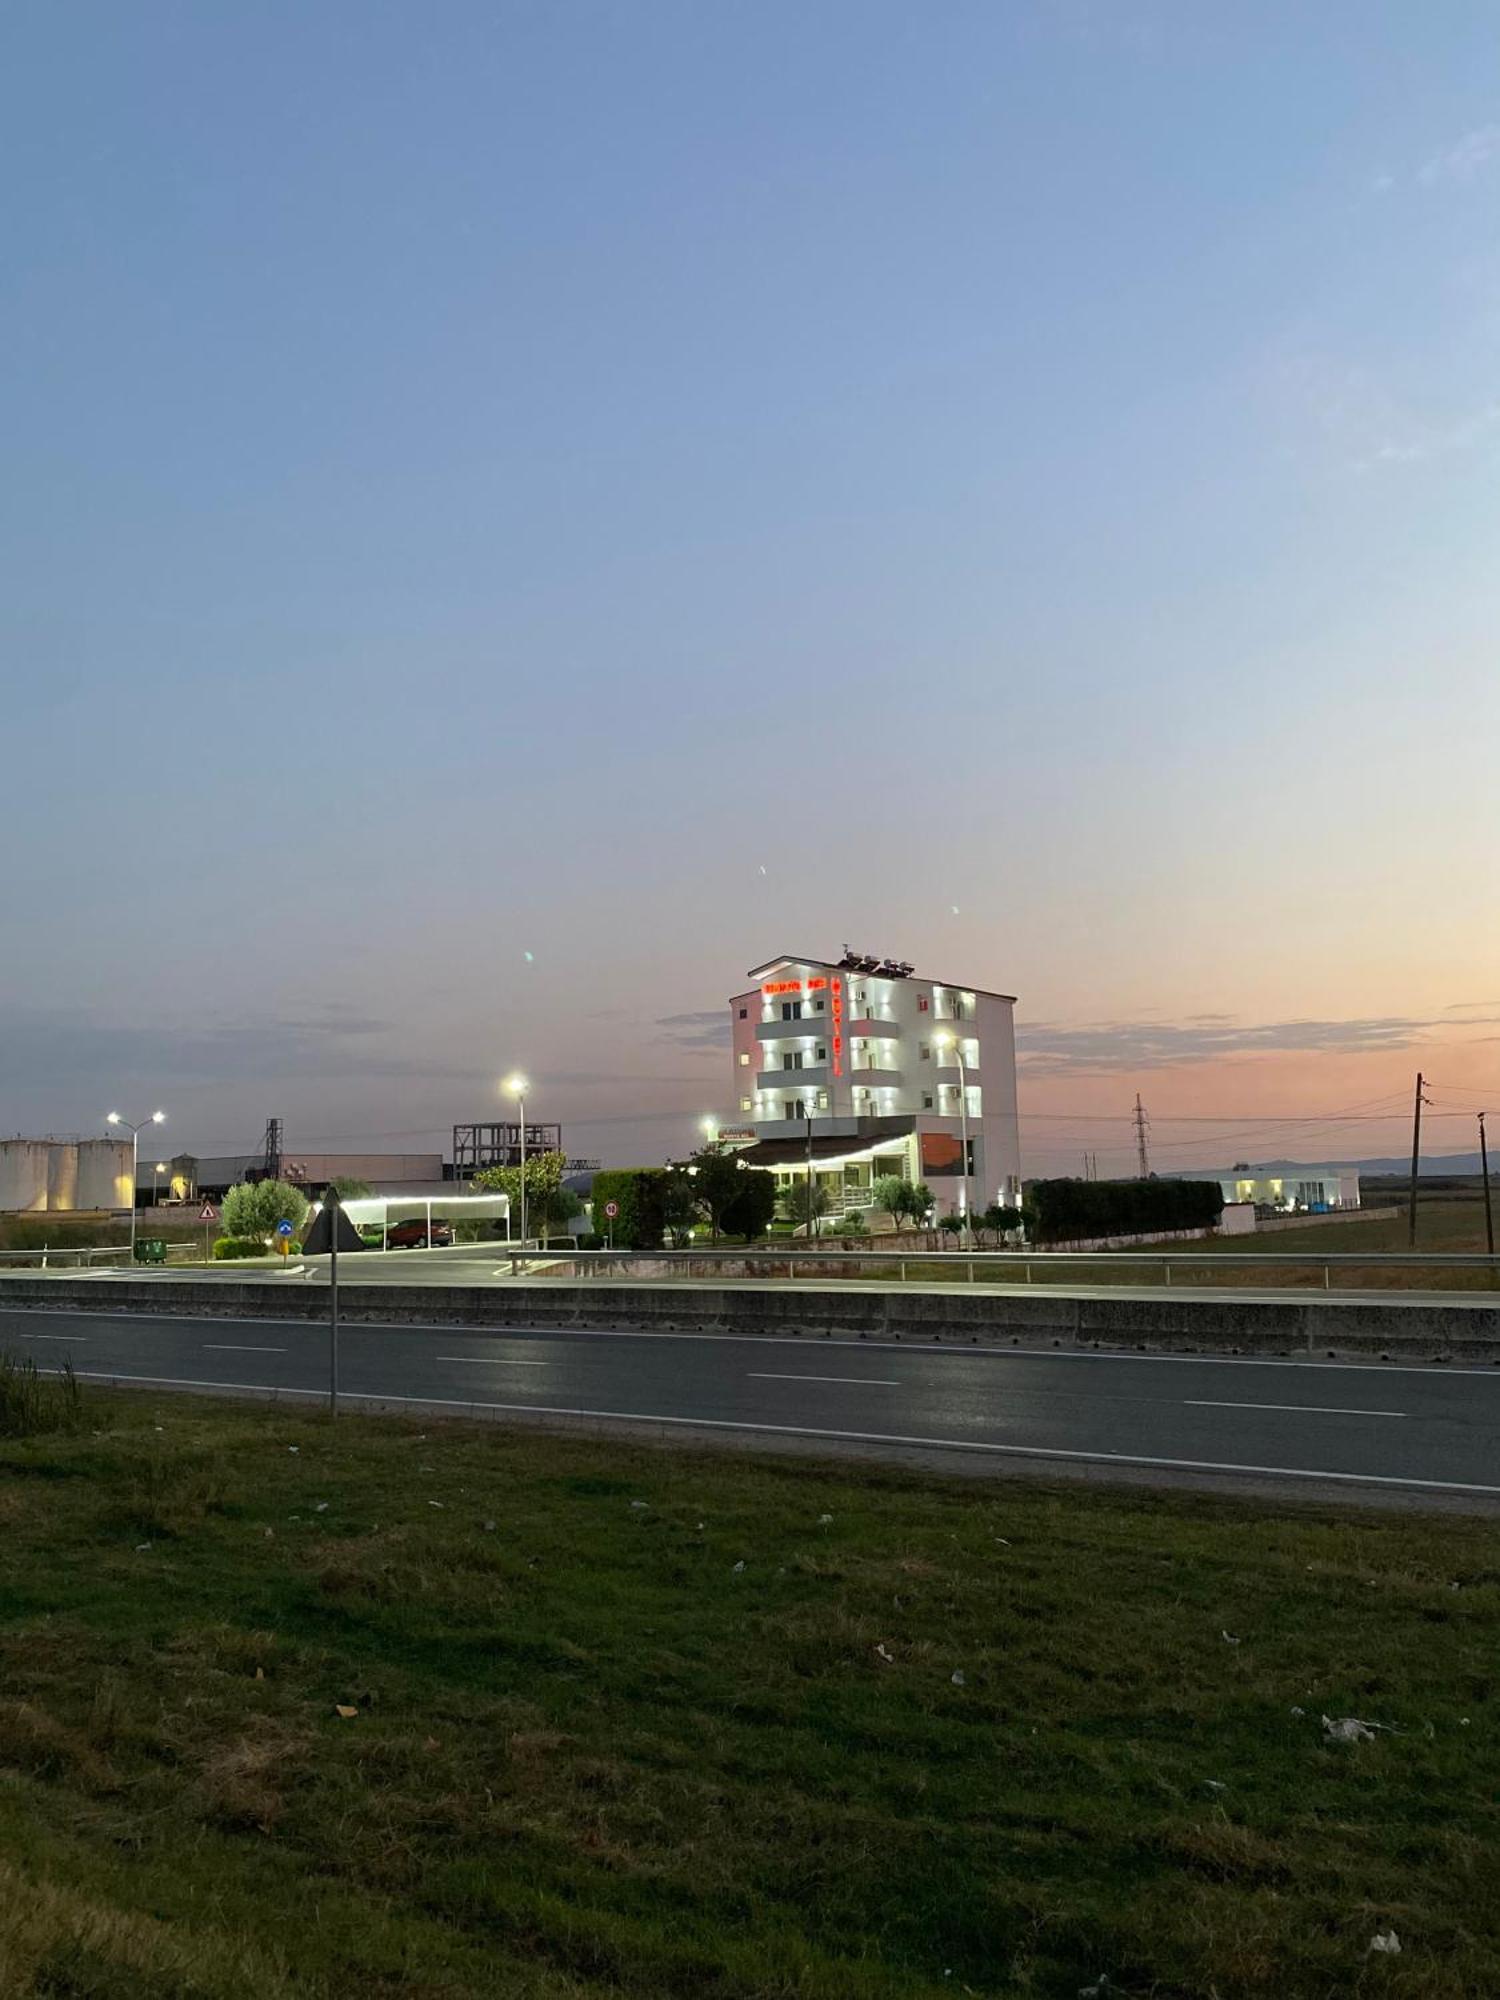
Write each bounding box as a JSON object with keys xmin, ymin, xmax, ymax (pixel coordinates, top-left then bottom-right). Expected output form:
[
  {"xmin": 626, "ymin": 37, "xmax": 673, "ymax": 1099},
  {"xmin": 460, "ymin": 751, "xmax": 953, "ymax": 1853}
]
[
  {"xmin": 1200, "ymin": 1166, "xmax": 1361, "ymax": 1214},
  {"xmin": 724, "ymin": 949, "xmax": 1021, "ymax": 1221}
]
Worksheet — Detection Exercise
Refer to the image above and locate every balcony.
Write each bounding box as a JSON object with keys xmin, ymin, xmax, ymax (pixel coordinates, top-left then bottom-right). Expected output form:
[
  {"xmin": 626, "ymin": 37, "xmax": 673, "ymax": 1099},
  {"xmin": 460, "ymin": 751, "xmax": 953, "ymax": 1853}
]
[
  {"xmin": 757, "ymin": 1064, "xmax": 829, "ymax": 1092},
  {"xmin": 846, "ymin": 1016, "xmax": 900, "ymax": 1039},
  {"xmin": 755, "ymin": 1018, "xmax": 826, "ymax": 1043},
  {"xmin": 934, "ymin": 1063, "xmax": 981, "ymax": 1084},
  {"xmin": 848, "ymin": 1064, "xmax": 903, "ymax": 1088}
]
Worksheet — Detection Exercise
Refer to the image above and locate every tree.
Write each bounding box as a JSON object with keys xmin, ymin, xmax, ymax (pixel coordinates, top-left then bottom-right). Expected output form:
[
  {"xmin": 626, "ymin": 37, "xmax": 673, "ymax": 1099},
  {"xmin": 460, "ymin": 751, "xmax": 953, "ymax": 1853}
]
[
  {"xmin": 221, "ymin": 1179, "xmax": 309, "ymax": 1243},
  {"xmin": 938, "ymin": 1212, "xmax": 964, "ymax": 1239},
  {"xmin": 873, "ymin": 1175, "xmax": 911, "ymax": 1231},
  {"xmin": 779, "ymin": 1180, "xmax": 829, "ymax": 1232},
  {"xmin": 474, "ymin": 1150, "xmax": 567, "ymax": 1238},
  {"xmin": 687, "ymin": 1145, "xmax": 746, "ymax": 1241},
  {"xmin": 908, "ymin": 1182, "xmax": 935, "ymax": 1230},
  {"xmin": 663, "ymin": 1169, "xmax": 700, "ymax": 1247},
  {"xmin": 722, "ymin": 1167, "xmax": 777, "ymax": 1241}
]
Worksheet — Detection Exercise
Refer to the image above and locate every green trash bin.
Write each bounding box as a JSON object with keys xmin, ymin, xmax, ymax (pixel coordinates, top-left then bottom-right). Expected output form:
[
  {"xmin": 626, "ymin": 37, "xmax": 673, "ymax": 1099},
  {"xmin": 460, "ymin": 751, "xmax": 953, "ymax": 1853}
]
[{"xmin": 134, "ymin": 1239, "xmax": 167, "ymax": 1265}]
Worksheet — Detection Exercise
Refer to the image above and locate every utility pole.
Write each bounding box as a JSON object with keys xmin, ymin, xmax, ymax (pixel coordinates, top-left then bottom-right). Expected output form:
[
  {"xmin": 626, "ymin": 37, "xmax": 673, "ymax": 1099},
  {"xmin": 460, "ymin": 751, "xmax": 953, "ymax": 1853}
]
[
  {"xmin": 1480, "ymin": 1111, "xmax": 1495, "ymax": 1260},
  {"xmin": 1134, "ymin": 1095, "xmax": 1151, "ymax": 1179},
  {"xmin": 1406, "ymin": 1071, "xmax": 1429, "ymax": 1248},
  {"xmin": 805, "ymin": 1106, "xmax": 816, "ymax": 1240},
  {"xmin": 326, "ymin": 1182, "xmax": 340, "ymax": 1419}
]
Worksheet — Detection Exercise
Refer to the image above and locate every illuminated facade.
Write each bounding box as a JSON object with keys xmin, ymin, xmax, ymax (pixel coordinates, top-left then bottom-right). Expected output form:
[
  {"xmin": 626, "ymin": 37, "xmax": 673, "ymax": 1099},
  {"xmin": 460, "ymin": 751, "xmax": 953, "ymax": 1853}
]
[{"xmin": 726, "ymin": 950, "xmax": 1021, "ymax": 1220}]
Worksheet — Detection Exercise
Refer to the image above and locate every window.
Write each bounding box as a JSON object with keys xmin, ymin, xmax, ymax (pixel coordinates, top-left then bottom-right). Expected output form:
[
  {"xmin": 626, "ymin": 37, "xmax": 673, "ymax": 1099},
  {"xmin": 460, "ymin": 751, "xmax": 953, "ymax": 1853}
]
[
  {"xmin": 782, "ymin": 1052, "xmax": 803, "ymax": 1070},
  {"xmin": 816, "ymin": 1046, "xmax": 827, "ymax": 1061},
  {"xmin": 813, "ymin": 997, "xmax": 826, "ymax": 1012},
  {"xmin": 738, "ymin": 1007, "xmax": 748, "ymax": 1020},
  {"xmin": 917, "ymin": 995, "xmax": 930, "ymax": 1012},
  {"xmin": 816, "ymin": 1091, "xmax": 829, "ymax": 1110},
  {"xmin": 781, "ymin": 999, "xmax": 803, "ymax": 1021},
  {"xmin": 738, "ymin": 1052, "xmax": 750, "ymax": 1067},
  {"xmin": 919, "ymin": 1042, "xmax": 931, "ymax": 1061},
  {"xmin": 922, "ymin": 1093, "xmax": 934, "ymax": 1110},
  {"xmin": 739, "ymin": 1097, "xmax": 752, "ymax": 1113},
  {"xmin": 786, "ymin": 1097, "xmax": 805, "ymax": 1120}
]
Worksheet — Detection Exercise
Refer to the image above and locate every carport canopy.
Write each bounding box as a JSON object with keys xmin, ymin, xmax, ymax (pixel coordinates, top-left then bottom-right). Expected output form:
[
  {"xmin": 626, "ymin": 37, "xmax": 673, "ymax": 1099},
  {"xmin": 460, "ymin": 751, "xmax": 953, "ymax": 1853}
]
[{"xmin": 311, "ymin": 1190, "xmax": 511, "ymax": 1246}]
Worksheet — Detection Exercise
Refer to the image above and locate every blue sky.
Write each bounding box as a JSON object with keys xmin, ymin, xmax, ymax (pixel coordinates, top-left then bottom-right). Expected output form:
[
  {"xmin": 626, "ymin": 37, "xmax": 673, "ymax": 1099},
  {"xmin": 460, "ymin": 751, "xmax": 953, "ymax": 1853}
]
[{"xmin": 3, "ymin": 1, "xmax": 1498, "ymax": 1172}]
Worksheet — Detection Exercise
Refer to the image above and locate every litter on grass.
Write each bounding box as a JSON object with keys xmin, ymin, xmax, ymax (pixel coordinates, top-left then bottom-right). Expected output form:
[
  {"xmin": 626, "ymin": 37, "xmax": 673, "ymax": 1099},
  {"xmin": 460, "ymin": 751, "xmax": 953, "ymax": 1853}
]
[
  {"xmin": 1369, "ymin": 1931, "xmax": 1401, "ymax": 1955},
  {"xmin": 629, "ymin": 1500, "xmax": 648, "ymax": 1510},
  {"xmin": 950, "ymin": 1671, "xmax": 966, "ymax": 1687},
  {"xmin": 334, "ymin": 1705, "xmax": 358, "ymax": 1719},
  {"xmin": 875, "ymin": 1643, "xmax": 895, "ymax": 1665},
  {"xmin": 732, "ymin": 1560, "xmax": 745, "ymax": 1573},
  {"xmin": 1322, "ymin": 1715, "xmax": 1379, "ymax": 1743},
  {"xmin": 1221, "ymin": 1630, "xmax": 1241, "ymax": 1645}
]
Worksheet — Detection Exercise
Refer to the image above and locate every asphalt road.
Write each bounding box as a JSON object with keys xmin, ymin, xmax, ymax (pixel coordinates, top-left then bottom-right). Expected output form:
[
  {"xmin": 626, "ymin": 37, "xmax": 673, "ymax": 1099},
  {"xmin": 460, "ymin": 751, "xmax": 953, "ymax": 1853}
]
[{"xmin": 5, "ymin": 1304, "xmax": 1500, "ymax": 1505}]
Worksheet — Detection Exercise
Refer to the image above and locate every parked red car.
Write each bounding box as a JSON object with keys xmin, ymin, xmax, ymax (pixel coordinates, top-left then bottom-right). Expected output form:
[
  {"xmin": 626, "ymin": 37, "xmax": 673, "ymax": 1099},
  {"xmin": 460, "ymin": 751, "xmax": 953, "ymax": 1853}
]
[{"xmin": 385, "ymin": 1218, "xmax": 453, "ymax": 1249}]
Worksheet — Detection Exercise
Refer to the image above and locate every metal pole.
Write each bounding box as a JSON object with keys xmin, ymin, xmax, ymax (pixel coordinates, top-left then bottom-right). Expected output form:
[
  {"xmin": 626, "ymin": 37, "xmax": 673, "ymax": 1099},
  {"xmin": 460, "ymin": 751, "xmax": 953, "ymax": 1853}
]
[
  {"xmin": 806, "ymin": 1108, "xmax": 814, "ymax": 1240},
  {"xmin": 130, "ymin": 1128, "xmax": 139, "ymax": 1264},
  {"xmin": 1481, "ymin": 1112, "xmax": 1495, "ymax": 1259},
  {"xmin": 327, "ymin": 1186, "xmax": 339, "ymax": 1418},
  {"xmin": 1407, "ymin": 1072, "xmax": 1426, "ymax": 1249},
  {"xmin": 955, "ymin": 1043, "xmax": 971, "ymax": 1247},
  {"xmin": 519, "ymin": 1097, "xmax": 528, "ymax": 1248}
]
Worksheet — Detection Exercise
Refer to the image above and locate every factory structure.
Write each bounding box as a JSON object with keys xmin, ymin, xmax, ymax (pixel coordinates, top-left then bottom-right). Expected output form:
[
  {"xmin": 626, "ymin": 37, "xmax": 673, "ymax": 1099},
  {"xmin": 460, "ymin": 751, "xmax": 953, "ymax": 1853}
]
[{"xmin": 0, "ymin": 1138, "xmax": 134, "ymax": 1214}]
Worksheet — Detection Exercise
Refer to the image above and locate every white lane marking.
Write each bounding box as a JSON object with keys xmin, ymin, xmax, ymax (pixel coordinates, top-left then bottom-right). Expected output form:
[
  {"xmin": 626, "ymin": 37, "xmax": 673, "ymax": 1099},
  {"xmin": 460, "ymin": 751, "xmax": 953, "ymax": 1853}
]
[
  {"xmin": 434, "ymin": 1356, "xmax": 551, "ymax": 1366},
  {"xmin": 203, "ymin": 1344, "xmax": 288, "ymax": 1353},
  {"xmin": 8, "ymin": 1310, "xmax": 1500, "ymax": 1380},
  {"xmin": 1185, "ymin": 1399, "xmax": 1406, "ymax": 1418},
  {"xmin": 42, "ymin": 1368, "xmax": 1500, "ymax": 1497},
  {"xmin": 748, "ymin": 1372, "xmax": 901, "ymax": 1386},
  {"xmin": 17, "ymin": 1333, "xmax": 88, "ymax": 1342}
]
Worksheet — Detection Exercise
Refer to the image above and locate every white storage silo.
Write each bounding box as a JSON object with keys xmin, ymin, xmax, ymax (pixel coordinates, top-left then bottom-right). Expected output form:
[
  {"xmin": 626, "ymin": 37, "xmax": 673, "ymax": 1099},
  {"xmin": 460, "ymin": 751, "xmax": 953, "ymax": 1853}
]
[
  {"xmin": 46, "ymin": 1142, "xmax": 79, "ymax": 1211},
  {"xmin": 0, "ymin": 1140, "xmax": 53, "ymax": 1213},
  {"xmin": 77, "ymin": 1138, "xmax": 132, "ymax": 1212}
]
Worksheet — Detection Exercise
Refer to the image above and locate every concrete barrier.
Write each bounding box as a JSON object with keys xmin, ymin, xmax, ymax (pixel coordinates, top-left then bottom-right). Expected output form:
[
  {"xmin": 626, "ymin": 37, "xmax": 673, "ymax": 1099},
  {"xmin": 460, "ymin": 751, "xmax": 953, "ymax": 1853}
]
[{"xmin": 3, "ymin": 1276, "xmax": 1500, "ymax": 1362}]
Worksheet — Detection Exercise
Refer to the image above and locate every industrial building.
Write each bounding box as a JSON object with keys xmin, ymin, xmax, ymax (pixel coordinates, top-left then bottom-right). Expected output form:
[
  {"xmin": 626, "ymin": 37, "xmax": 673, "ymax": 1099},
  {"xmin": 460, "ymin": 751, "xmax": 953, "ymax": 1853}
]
[
  {"xmin": 0, "ymin": 1137, "xmax": 133, "ymax": 1214},
  {"xmin": 1203, "ymin": 1166, "xmax": 1361, "ymax": 1214},
  {"xmin": 724, "ymin": 948, "xmax": 1021, "ymax": 1222},
  {"xmin": 139, "ymin": 1152, "xmax": 446, "ymax": 1202}
]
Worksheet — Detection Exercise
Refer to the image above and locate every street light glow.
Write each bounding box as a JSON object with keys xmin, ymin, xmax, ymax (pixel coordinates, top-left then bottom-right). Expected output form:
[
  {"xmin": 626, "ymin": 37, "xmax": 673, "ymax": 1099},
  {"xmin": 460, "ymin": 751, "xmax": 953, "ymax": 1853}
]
[
  {"xmin": 700, "ymin": 1116, "xmax": 717, "ymax": 1137},
  {"xmin": 151, "ymin": 1110, "xmax": 166, "ymax": 1124},
  {"xmin": 504, "ymin": 1072, "xmax": 527, "ymax": 1097},
  {"xmin": 106, "ymin": 1112, "xmax": 121, "ymax": 1125}
]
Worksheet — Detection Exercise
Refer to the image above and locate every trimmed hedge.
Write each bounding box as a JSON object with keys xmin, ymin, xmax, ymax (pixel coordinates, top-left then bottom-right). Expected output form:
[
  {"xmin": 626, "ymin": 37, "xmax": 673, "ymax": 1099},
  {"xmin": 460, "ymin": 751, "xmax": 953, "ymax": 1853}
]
[
  {"xmin": 1027, "ymin": 1178, "xmax": 1223, "ymax": 1244},
  {"xmin": 212, "ymin": 1236, "xmax": 273, "ymax": 1260},
  {"xmin": 589, "ymin": 1170, "xmax": 668, "ymax": 1251}
]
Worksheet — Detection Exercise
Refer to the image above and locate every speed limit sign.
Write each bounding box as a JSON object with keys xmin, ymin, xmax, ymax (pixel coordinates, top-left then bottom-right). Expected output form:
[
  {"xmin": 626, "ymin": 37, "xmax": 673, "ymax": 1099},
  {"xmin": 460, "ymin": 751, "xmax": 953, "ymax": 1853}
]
[{"xmin": 603, "ymin": 1200, "xmax": 619, "ymax": 1219}]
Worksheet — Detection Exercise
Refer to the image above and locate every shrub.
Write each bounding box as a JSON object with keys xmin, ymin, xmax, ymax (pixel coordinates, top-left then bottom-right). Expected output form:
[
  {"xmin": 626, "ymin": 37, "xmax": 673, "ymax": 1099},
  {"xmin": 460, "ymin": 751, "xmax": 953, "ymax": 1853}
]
[
  {"xmin": 837, "ymin": 1210, "xmax": 867, "ymax": 1235},
  {"xmin": 938, "ymin": 1213, "xmax": 964, "ymax": 1237},
  {"xmin": 212, "ymin": 1236, "xmax": 272, "ymax": 1261},
  {"xmin": 589, "ymin": 1170, "xmax": 668, "ymax": 1250},
  {"xmin": 1027, "ymin": 1177, "xmax": 1224, "ymax": 1244}
]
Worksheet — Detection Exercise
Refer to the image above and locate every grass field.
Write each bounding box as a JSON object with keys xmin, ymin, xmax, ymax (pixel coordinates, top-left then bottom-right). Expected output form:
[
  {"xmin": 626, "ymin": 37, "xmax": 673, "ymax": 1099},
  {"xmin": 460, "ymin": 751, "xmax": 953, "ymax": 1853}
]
[{"xmin": 0, "ymin": 1391, "xmax": 1497, "ymax": 1996}]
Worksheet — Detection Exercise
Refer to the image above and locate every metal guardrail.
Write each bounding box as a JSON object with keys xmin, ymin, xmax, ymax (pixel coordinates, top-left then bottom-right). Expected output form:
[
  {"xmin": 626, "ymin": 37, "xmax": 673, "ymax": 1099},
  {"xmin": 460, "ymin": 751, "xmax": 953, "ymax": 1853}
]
[
  {"xmin": 497, "ymin": 1246, "xmax": 1500, "ymax": 1290},
  {"xmin": 0, "ymin": 1244, "xmax": 134, "ymax": 1268}
]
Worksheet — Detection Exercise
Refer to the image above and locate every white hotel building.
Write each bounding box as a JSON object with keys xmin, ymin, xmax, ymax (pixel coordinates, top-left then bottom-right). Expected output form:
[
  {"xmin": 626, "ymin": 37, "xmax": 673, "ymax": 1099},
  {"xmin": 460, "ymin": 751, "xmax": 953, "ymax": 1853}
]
[{"xmin": 725, "ymin": 950, "xmax": 1022, "ymax": 1221}]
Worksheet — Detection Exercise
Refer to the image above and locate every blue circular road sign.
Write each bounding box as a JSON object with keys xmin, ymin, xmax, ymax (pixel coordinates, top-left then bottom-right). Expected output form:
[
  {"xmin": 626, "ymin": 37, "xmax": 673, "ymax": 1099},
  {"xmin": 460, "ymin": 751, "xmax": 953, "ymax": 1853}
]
[{"xmin": 275, "ymin": 1219, "xmax": 294, "ymax": 1237}]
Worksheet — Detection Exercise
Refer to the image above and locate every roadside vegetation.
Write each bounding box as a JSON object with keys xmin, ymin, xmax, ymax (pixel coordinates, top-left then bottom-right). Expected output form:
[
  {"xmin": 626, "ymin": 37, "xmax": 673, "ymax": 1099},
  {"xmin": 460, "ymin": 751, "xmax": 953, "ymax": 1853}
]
[{"xmin": 0, "ymin": 1390, "xmax": 1496, "ymax": 1996}]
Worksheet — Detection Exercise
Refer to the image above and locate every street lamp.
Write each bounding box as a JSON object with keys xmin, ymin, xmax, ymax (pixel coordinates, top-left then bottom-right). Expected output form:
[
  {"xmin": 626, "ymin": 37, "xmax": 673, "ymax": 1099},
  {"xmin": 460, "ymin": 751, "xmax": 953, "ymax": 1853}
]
[
  {"xmin": 154, "ymin": 1162, "xmax": 168, "ymax": 1208},
  {"xmin": 504, "ymin": 1073, "xmax": 528, "ymax": 1246},
  {"xmin": 934, "ymin": 1031, "xmax": 971, "ymax": 1246},
  {"xmin": 105, "ymin": 1110, "xmax": 166, "ymax": 1262},
  {"xmin": 700, "ymin": 1116, "xmax": 717, "ymax": 1148}
]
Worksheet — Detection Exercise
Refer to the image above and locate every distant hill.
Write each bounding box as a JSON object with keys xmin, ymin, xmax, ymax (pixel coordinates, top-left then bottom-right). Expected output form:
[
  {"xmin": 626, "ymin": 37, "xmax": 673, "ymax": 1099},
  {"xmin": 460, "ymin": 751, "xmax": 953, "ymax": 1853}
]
[{"xmin": 1171, "ymin": 1151, "xmax": 1485, "ymax": 1179}]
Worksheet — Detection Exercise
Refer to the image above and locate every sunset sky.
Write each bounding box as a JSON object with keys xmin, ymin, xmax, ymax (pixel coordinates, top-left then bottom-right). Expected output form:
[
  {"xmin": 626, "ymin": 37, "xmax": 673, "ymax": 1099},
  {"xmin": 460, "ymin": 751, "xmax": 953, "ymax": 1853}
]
[{"xmin": 3, "ymin": 2, "xmax": 1498, "ymax": 1174}]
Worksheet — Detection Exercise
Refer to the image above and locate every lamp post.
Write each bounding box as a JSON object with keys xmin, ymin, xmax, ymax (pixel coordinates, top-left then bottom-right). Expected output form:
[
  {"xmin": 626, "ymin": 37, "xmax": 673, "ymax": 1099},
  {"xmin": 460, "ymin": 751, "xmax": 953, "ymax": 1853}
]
[
  {"xmin": 104, "ymin": 1110, "xmax": 166, "ymax": 1263},
  {"xmin": 153, "ymin": 1162, "xmax": 168, "ymax": 1208},
  {"xmin": 505, "ymin": 1073, "xmax": 528, "ymax": 1247},
  {"xmin": 934, "ymin": 1031, "xmax": 971, "ymax": 1246}
]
